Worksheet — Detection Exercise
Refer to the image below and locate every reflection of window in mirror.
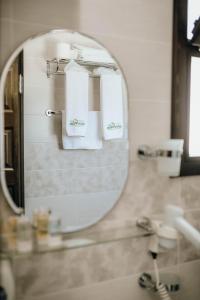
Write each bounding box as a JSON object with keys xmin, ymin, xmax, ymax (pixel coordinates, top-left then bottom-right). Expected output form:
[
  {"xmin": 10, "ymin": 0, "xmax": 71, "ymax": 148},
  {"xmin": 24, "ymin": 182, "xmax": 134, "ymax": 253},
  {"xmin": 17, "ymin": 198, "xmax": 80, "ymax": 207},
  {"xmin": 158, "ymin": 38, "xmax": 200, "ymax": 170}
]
[
  {"xmin": 4, "ymin": 52, "xmax": 24, "ymax": 207},
  {"xmin": 172, "ymin": 0, "xmax": 200, "ymax": 175}
]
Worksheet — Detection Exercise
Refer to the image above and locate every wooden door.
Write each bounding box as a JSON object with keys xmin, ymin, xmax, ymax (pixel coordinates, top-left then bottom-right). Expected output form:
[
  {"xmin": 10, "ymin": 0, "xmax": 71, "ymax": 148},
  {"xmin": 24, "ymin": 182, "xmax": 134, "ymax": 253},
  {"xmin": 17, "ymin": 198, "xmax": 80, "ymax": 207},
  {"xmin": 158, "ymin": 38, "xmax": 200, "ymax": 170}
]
[{"xmin": 4, "ymin": 52, "xmax": 24, "ymax": 208}]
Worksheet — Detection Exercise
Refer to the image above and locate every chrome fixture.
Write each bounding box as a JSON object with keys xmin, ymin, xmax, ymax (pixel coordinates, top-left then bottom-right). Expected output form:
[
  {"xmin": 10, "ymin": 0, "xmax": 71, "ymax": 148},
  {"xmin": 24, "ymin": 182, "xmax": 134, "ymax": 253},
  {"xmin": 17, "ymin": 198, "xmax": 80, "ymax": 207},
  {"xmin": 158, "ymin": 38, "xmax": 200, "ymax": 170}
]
[
  {"xmin": 138, "ymin": 272, "xmax": 180, "ymax": 293},
  {"xmin": 136, "ymin": 216, "xmax": 155, "ymax": 234},
  {"xmin": 46, "ymin": 58, "xmax": 118, "ymax": 78},
  {"xmin": 139, "ymin": 273, "xmax": 156, "ymax": 291},
  {"xmin": 137, "ymin": 216, "xmax": 178, "ymax": 252},
  {"xmin": 137, "ymin": 145, "xmax": 182, "ymax": 159},
  {"xmin": 137, "ymin": 140, "xmax": 184, "ymax": 177},
  {"xmin": 45, "ymin": 109, "xmax": 62, "ymax": 117},
  {"xmin": 137, "ymin": 205, "xmax": 200, "ymax": 252}
]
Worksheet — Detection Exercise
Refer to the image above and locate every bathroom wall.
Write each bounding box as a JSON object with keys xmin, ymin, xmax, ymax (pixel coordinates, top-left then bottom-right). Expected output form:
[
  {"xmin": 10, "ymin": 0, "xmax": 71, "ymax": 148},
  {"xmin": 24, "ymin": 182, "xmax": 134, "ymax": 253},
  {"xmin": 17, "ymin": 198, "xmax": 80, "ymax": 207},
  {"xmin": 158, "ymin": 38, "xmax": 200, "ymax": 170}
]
[{"xmin": 1, "ymin": 0, "xmax": 200, "ymax": 300}]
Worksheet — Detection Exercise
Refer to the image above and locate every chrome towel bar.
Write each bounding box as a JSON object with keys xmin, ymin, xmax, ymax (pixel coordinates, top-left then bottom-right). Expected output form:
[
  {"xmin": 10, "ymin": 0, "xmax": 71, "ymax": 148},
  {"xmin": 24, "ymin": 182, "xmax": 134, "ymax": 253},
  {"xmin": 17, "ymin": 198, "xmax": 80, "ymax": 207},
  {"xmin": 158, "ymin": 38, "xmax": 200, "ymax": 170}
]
[{"xmin": 46, "ymin": 58, "xmax": 118, "ymax": 78}]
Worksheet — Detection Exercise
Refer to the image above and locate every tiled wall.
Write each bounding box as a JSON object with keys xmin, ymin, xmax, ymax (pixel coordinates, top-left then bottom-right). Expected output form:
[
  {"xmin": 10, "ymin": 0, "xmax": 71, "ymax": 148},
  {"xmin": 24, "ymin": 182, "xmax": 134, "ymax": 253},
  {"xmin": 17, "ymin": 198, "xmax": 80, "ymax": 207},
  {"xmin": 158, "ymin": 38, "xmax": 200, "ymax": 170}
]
[
  {"xmin": 12, "ymin": 255, "xmax": 200, "ymax": 300},
  {"xmin": 1, "ymin": 0, "xmax": 200, "ymax": 299}
]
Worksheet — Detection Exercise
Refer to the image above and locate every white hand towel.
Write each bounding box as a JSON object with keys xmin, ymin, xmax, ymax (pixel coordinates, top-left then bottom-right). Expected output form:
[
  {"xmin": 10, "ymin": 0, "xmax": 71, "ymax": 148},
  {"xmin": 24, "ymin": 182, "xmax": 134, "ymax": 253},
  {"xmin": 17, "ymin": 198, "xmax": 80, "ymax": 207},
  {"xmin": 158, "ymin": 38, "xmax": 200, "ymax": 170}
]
[
  {"xmin": 94, "ymin": 68, "xmax": 124, "ymax": 140},
  {"xmin": 62, "ymin": 111, "xmax": 102, "ymax": 150},
  {"xmin": 64, "ymin": 60, "xmax": 89, "ymax": 137}
]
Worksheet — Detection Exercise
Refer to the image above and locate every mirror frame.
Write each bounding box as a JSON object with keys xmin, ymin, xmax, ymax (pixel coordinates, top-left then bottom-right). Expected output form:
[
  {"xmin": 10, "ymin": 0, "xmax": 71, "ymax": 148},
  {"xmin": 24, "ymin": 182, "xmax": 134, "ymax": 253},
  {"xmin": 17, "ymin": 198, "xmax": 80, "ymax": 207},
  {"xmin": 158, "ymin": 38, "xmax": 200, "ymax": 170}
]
[{"xmin": 0, "ymin": 33, "xmax": 41, "ymax": 214}]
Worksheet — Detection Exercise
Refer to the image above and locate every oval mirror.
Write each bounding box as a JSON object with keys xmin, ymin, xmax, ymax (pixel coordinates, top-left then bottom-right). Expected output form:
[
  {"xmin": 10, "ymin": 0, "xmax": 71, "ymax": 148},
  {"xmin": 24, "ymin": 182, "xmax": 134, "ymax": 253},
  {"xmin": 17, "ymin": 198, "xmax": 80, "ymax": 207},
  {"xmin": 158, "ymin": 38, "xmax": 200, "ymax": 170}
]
[{"xmin": 0, "ymin": 29, "xmax": 129, "ymax": 232}]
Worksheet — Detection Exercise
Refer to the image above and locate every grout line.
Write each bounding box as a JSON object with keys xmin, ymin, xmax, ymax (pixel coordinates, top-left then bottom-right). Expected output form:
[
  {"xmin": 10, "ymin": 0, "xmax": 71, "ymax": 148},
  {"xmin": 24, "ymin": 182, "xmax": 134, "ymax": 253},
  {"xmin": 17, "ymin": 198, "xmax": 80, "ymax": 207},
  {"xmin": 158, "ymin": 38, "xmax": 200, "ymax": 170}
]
[
  {"xmin": 25, "ymin": 163, "xmax": 128, "ymax": 173},
  {"xmin": 129, "ymin": 98, "xmax": 170, "ymax": 104},
  {"xmin": 93, "ymin": 31, "xmax": 172, "ymax": 47},
  {"xmin": 25, "ymin": 189, "xmax": 120, "ymax": 200},
  {"xmin": 183, "ymin": 208, "xmax": 200, "ymax": 213},
  {"xmin": 0, "ymin": 17, "xmax": 69, "ymax": 31}
]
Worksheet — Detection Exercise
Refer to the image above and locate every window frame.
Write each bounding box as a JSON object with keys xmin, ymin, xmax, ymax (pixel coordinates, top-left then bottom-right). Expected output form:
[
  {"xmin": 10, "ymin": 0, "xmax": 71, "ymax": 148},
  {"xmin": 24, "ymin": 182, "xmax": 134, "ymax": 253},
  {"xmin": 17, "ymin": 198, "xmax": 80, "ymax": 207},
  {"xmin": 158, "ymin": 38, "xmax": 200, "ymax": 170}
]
[{"xmin": 172, "ymin": 0, "xmax": 200, "ymax": 176}]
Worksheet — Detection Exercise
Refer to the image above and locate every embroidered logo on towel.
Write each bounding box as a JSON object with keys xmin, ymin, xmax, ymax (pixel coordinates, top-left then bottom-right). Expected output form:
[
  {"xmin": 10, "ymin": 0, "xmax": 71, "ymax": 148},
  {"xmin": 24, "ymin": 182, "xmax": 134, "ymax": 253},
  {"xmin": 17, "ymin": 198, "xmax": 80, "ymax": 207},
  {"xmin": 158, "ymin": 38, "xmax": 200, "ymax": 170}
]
[
  {"xmin": 69, "ymin": 118, "xmax": 85, "ymax": 127},
  {"xmin": 107, "ymin": 122, "xmax": 122, "ymax": 130}
]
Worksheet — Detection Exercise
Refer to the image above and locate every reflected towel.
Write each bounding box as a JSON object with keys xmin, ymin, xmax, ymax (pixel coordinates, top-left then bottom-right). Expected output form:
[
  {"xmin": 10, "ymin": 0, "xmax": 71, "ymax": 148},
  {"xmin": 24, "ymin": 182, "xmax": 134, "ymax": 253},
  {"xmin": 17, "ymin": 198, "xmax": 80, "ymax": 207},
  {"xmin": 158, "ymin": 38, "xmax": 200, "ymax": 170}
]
[
  {"xmin": 64, "ymin": 60, "xmax": 89, "ymax": 137},
  {"xmin": 94, "ymin": 68, "xmax": 124, "ymax": 140},
  {"xmin": 62, "ymin": 111, "xmax": 102, "ymax": 150}
]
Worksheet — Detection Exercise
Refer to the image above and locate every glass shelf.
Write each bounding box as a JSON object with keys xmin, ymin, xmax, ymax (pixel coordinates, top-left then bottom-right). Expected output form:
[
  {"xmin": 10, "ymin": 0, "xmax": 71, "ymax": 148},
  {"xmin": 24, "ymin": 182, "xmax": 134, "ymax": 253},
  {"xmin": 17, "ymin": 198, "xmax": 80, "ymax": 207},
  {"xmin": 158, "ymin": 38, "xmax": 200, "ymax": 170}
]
[
  {"xmin": 63, "ymin": 225, "xmax": 151, "ymax": 249},
  {"xmin": 0, "ymin": 225, "xmax": 152, "ymax": 258}
]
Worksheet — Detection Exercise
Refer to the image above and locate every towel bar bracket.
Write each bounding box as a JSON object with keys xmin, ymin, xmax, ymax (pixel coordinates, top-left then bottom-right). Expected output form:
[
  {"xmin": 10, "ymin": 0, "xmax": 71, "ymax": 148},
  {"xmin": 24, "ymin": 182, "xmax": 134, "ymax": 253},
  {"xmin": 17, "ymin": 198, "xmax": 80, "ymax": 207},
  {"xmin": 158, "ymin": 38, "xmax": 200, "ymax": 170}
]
[{"xmin": 45, "ymin": 109, "xmax": 61, "ymax": 117}]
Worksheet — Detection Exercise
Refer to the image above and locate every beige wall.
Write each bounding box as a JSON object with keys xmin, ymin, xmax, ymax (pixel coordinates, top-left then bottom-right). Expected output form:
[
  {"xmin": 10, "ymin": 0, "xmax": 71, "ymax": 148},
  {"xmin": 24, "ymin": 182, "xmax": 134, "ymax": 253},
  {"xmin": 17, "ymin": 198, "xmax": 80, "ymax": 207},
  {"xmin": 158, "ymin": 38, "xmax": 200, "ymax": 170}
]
[{"xmin": 1, "ymin": 0, "xmax": 200, "ymax": 300}]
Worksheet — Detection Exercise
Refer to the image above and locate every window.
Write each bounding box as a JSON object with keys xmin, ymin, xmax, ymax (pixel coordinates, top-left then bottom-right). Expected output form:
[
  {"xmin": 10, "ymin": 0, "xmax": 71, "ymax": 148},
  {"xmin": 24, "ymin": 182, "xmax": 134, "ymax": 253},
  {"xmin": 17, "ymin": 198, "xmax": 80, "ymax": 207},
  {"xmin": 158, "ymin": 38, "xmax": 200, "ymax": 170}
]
[
  {"xmin": 187, "ymin": 0, "xmax": 200, "ymax": 39},
  {"xmin": 189, "ymin": 57, "xmax": 200, "ymax": 157},
  {"xmin": 172, "ymin": 0, "xmax": 200, "ymax": 175}
]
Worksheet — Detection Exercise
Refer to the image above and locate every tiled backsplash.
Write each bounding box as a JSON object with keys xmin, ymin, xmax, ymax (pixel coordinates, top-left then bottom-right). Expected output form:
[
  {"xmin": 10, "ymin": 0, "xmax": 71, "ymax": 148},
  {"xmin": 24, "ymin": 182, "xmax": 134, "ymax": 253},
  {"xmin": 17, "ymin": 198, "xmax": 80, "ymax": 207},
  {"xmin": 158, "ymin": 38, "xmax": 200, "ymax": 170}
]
[
  {"xmin": 13, "ymin": 236, "xmax": 178, "ymax": 299},
  {"xmin": 13, "ymin": 260, "xmax": 200, "ymax": 300},
  {"xmin": 1, "ymin": 0, "xmax": 200, "ymax": 299}
]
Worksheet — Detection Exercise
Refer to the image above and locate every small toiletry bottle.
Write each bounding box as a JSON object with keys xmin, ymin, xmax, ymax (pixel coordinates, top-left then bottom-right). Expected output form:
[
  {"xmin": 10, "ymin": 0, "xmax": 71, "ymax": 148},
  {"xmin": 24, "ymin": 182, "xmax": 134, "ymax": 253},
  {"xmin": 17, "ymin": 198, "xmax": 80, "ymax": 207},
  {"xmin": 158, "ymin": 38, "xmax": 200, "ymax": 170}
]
[
  {"xmin": 48, "ymin": 214, "xmax": 62, "ymax": 248},
  {"xmin": 7, "ymin": 216, "xmax": 18, "ymax": 251},
  {"xmin": 16, "ymin": 215, "xmax": 33, "ymax": 253},
  {"xmin": 32, "ymin": 209, "xmax": 38, "ymax": 229},
  {"xmin": 2, "ymin": 216, "xmax": 18, "ymax": 252},
  {"xmin": 35, "ymin": 208, "xmax": 50, "ymax": 248}
]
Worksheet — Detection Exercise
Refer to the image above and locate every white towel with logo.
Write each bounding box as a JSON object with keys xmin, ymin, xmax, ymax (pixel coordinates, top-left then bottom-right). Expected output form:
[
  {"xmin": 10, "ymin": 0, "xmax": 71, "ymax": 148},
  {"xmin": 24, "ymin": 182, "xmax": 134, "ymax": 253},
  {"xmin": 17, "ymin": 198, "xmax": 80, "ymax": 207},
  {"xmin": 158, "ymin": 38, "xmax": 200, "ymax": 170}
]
[
  {"xmin": 62, "ymin": 111, "xmax": 102, "ymax": 149},
  {"xmin": 64, "ymin": 60, "xmax": 89, "ymax": 137},
  {"xmin": 94, "ymin": 68, "xmax": 124, "ymax": 140}
]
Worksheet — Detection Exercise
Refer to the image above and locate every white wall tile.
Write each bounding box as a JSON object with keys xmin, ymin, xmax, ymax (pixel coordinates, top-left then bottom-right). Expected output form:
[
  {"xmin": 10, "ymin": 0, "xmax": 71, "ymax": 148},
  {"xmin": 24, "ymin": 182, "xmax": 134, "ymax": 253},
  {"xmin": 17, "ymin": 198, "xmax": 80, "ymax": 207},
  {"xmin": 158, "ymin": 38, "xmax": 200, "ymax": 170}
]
[
  {"xmin": 25, "ymin": 164, "xmax": 128, "ymax": 198},
  {"xmin": 0, "ymin": 0, "xmax": 80, "ymax": 28},
  {"xmin": 16, "ymin": 260, "xmax": 200, "ymax": 300},
  {"xmin": 91, "ymin": 35, "xmax": 172, "ymax": 100},
  {"xmin": 78, "ymin": 0, "xmax": 173, "ymax": 43},
  {"xmin": 24, "ymin": 141, "xmax": 128, "ymax": 171},
  {"xmin": 24, "ymin": 115, "xmax": 60, "ymax": 143}
]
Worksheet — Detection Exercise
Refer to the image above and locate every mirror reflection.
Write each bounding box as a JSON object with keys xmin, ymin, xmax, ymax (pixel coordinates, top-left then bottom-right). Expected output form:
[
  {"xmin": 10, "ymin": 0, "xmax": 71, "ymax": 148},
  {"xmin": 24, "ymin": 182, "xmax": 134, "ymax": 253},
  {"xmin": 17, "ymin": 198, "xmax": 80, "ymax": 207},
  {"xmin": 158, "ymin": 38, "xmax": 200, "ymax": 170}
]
[{"xmin": 3, "ymin": 30, "xmax": 128, "ymax": 233}]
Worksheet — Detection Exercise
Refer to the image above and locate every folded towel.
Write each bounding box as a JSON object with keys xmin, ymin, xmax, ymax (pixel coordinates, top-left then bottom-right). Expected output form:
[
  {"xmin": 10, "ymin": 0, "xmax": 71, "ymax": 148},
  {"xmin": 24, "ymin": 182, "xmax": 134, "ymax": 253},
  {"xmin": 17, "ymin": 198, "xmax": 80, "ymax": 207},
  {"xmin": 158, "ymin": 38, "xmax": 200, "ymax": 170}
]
[
  {"xmin": 73, "ymin": 44, "xmax": 115, "ymax": 64},
  {"xmin": 94, "ymin": 68, "xmax": 124, "ymax": 140},
  {"xmin": 64, "ymin": 60, "xmax": 89, "ymax": 137},
  {"xmin": 62, "ymin": 111, "xmax": 103, "ymax": 150}
]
